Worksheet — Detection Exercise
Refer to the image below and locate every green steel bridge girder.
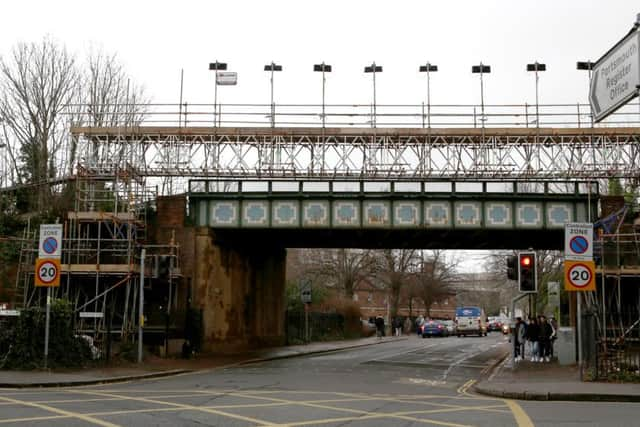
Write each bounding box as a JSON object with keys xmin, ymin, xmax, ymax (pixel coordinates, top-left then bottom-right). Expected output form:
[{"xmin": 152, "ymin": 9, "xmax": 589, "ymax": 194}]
[{"xmin": 187, "ymin": 181, "xmax": 597, "ymax": 250}]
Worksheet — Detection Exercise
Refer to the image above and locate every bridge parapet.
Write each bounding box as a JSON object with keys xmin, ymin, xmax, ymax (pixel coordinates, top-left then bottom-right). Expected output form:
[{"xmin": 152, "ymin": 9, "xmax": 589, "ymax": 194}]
[{"xmin": 188, "ymin": 179, "xmax": 597, "ymax": 232}]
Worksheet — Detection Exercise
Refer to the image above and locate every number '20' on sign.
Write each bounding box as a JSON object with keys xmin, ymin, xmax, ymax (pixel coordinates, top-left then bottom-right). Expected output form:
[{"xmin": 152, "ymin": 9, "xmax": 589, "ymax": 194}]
[
  {"xmin": 34, "ymin": 258, "xmax": 61, "ymax": 287},
  {"xmin": 564, "ymin": 260, "xmax": 595, "ymax": 292}
]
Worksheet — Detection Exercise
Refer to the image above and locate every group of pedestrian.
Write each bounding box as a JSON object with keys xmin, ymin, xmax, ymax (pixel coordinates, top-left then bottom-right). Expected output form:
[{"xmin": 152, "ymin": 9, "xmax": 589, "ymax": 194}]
[{"xmin": 512, "ymin": 315, "xmax": 557, "ymax": 363}]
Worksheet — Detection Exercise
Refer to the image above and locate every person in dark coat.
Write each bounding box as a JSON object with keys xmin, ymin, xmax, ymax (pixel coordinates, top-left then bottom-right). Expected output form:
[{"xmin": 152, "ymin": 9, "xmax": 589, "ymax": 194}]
[
  {"xmin": 526, "ymin": 317, "xmax": 539, "ymax": 362},
  {"xmin": 538, "ymin": 315, "xmax": 553, "ymax": 362},
  {"xmin": 374, "ymin": 316, "xmax": 385, "ymax": 339}
]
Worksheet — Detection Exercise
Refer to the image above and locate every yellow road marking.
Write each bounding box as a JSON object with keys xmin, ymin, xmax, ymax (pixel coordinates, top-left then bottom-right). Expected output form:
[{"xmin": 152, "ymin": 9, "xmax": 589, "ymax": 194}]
[
  {"xmin": 231, "ymin": 390, "xmax": 503, "ymax": 427},
  {"xmin": 504, "ymin": 399, "xmax": 535, "ymax": 427},
  {"xmin": 67, "ymin": 389, "xmax": 275, "ymax": 426},
  {"xmin": 0, "ymin": 395, "xmax": 120, "ymax": 427},
  {"xmin": 0, "ymin": 415, "xmax": 69, "ymax": 424}
]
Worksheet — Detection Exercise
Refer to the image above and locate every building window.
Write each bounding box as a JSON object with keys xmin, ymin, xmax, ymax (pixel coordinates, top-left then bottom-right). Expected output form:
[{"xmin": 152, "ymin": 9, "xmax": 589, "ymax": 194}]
[
  {"xmin": 443, "ymin": 298, "xmax": 448, "ymax": 305},
  {"xmin": 353, "ymin": 294, "xmax": 359, "ymax": 302},
  {"xmin": 367, "ymin": 293, "xmax": 373, "ymax": 302}
]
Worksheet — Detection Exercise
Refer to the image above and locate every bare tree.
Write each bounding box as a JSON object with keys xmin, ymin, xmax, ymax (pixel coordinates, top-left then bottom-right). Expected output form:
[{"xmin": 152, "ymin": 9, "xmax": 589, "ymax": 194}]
[
  {"xmin": 308, "ymin": 248, "xmax": 377, "ymax": 298},
  {"xmin": 376, "ymin": 249, "xmax": 417, "ymax": 319},
  {"xmin": 67, "ymin": 48, "xmax": 149, "ymax": 176},
  {"xmin": 0, "ymin": 37, "xmax": 78, "ymax": 210},
  {"xmin": 414, "ymin": 250, "xmax": 458, "ymax": 317}
]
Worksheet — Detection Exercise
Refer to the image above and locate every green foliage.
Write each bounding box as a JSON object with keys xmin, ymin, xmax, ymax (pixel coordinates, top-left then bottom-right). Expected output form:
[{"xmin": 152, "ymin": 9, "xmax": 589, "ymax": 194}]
[
  {"xmin": 608, "ymin": 178, "xmax": 624, "ymax": 196},
  {"xmin": 285, "ymin": 280, "xmax": 328, "ymax": 312},
  {"xmin": 0, "ymin": 299, "xmax": 92, "ymax": 369}
]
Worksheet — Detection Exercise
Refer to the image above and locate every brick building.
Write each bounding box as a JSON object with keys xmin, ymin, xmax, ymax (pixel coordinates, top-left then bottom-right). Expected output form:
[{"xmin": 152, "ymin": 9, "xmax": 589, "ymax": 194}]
[{"xmin": 353, "ymin": 279, "xmax": 456, "ymax": 321}]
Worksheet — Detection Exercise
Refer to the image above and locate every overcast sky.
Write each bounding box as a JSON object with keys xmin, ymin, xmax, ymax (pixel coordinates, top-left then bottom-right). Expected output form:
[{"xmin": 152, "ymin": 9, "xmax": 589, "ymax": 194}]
[
  {"xmin": 2, "ymin": 0, "xmax": 638, "ymax": 108},
  {"xmin": 2, "ymin": 1, "xmax": 637, "ymax": 272}
]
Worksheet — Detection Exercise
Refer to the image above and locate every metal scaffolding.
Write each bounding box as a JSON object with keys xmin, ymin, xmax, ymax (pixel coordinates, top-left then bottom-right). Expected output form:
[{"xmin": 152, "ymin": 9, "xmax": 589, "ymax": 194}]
[{"xmin": 13, "ymin": 166, "xmax": 181, "ymax": 349}]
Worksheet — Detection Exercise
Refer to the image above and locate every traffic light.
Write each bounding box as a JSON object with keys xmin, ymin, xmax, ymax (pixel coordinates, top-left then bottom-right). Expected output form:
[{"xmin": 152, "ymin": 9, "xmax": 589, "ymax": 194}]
[
  {"xmin": 518, "ymin": 252, "xmax": 537, "ymax": 292},
  {"xmin": 507, "ymin": 255, "xmax": 518, "ymax": 280}
]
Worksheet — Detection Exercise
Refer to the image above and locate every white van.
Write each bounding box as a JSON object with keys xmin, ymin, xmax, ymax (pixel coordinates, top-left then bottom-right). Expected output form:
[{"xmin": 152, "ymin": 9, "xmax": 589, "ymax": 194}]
[{"xmin": 455, "ymin": 306, "xmax": 487, "ymax": 337}]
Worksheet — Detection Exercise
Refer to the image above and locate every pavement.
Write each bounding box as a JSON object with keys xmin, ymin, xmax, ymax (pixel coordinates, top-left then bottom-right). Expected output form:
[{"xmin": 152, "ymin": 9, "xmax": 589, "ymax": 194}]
[
  {"xmin": 473, "ymin": 352, "xmax": 640, "ymax": 402},
  {"xmin": 2, "ymin": 335, "xmax": 639, "ymax": 403},
  {"xmin": 0, "ymin": 335, "xmax": 401, "ymax": 388}
]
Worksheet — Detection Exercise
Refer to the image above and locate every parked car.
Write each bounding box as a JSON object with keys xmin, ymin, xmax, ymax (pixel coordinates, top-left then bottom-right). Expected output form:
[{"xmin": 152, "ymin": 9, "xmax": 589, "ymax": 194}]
[
  {"xmin": 487, "ymin": 317, "xmax": 503, "ymax": 332},
  {"xmin": 421, "ymin": 320, "xmax": 449, "ymax": 337},
  {"xmin": 442, "ymin": 320, "xmax": 456, "ymax": 335}
]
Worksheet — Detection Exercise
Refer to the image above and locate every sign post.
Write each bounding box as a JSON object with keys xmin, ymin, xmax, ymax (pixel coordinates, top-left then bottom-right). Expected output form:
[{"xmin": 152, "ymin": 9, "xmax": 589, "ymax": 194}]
[
  {"xmin": 564, "ymin": 222, "xmax": 595, "ymax": 378},
  {"xmin": 38, "ymin": 224, "xmax": 62, "ymax": 369},
  {"xmin": 299, "ymin": 279, "xmax": 312, "ymax": 343},
  {"xmin": 589, "ymin": 28, "xmax": 640, "ymax": 122}
]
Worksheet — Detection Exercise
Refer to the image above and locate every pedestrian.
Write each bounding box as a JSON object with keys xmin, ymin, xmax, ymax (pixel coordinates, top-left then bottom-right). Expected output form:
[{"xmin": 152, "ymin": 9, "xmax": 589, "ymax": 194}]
[
  {"xmin": 513, "ymin": 317, "xmax": 526, "ymax": 362},
  {"xmin": 375, "ymin": 315, "xmax": 385, "ymax": 339},
  {"xmin": 549, "ymin": 316, "xmax": 558, "ymax": 358},
  {"xmin": 526, "ymin": 317, "xmax": 539, "ymax": 362},
  {"xmin": 416, "ymin": 315, "xmax": 425, "ymax": 337},
  {"xmin": 403, "ymin": 316, "xmax": 412, "ymax": 335},
  {"xmin": 394, "ymin": 317, "xmax": 402, "ymax": 337},
  {"xmin": 538, "ymin": 315, "xmax": 553, "ymax": 362}
]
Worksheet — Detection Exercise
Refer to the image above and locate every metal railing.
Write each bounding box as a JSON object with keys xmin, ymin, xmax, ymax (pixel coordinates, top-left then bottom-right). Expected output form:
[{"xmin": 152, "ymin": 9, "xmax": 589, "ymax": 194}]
[{"xmin": 64, "ymin": 101, "xmax": 640, "ymax": 129}]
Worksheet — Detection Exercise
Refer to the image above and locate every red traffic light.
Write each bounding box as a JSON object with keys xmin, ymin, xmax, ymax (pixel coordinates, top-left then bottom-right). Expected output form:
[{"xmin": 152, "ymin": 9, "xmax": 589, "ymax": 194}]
[{"xmin": 520, "ymin": 256, "xmax": 532, "ymax": 267}]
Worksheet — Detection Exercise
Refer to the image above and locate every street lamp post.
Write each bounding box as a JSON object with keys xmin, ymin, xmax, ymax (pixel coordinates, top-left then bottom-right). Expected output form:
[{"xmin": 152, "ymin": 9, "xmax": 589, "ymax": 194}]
[
  {"xmin": 471, "ymin": 63, "xmax": 491, "ymax": 128},
  {"xmin": 264, "ymin": 62, "xmax": 283, "ymax": 127},
  {"xmin": 419, "ymin": 63, "xmax": 438, "ymax": 128},
  {"xmin": 577, "ymin": 61, "xmax": 595, "ymax": 127},
  {"xmin": 527, "ymin": 62, "xmax": 547, "ymax": 128},
  {"xmin": 364, "ymin": 62, "xmax": 383, "ymax": 128},
  {"xmin": 313, "ymin": 63, "xmax": 332, "ymax": 127},
  {"xmin": 208, "ymin": 61, "xmax": 227, "ymax": 127}
]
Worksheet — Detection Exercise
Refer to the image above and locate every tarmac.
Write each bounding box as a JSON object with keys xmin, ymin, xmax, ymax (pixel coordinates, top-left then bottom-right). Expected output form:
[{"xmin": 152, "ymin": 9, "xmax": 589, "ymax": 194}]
[{"xmin": 1, "ymin": 336, "xmax": 639, "ymax": 402}]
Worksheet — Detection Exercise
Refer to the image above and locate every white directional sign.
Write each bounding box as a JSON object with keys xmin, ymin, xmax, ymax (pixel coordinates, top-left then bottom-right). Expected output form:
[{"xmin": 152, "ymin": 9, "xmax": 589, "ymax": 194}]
[
  {"xmin": 590, "ymin": 30, "xmax": 640, "ymax": 122},
  {"xmin": 565, "ymin": 222, "xmax": 593, "ymax": 261},
  {"xmin": 39, "ymin": 224, "xmax": 63, "ymax": 259},
  {"xmin": 79, "ymin": 312, "xmax": 104, "ymax": 319},
  {"xmin": 216, "ymin": 72, "xmax": 238, "ymax": 85}
]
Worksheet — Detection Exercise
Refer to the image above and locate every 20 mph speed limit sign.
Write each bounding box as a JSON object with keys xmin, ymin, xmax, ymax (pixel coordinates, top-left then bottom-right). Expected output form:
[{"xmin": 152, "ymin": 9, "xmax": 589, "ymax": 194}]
[
  {"xmin": 35, "ymin": 258, "xmax": 61, "ymax": 287},
  {"xmin": 564, "ymin": 260, "xmax": 595, "ymax": 291}
]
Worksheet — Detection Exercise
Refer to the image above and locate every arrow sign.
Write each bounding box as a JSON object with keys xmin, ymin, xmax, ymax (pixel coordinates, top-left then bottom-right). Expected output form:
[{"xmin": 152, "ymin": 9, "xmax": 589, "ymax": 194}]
[{"xmin": 590, "ymin": 31, "xmax": 640, "ymax": 123}]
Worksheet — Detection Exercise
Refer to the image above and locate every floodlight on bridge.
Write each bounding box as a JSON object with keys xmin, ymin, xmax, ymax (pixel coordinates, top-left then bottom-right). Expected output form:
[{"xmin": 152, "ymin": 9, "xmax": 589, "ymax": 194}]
[
  {"xmin": 576, "ymin": 61, "xmax": 594, "ymax": 71},
  {"xmin": 264, "ymin": 62, "xmax": 283, "ymax": 128},
  {"xmin": 577, "ymin": 61, "xmax": 595, "ymax": 126},
  {"xmin": 364, "ymin": 62, "xmax": 383, "ymax": 128},
  {"xmin": 419, "ymin": 62, "xmax": 438, "ymax": 128},
  {"xmin": 314, "ymin": 62, "xmax": 332, "ymax": 128},
  {"xmin": 208, "ymin": 61, "xmax": 228, "ymax": 127},
  {"xmin": 527, "ymin": 61, "xmax": 546, "ymax": 129},
  {"xmin": 472, "ymin": 63, "xmax": 491, "ymax": 132}
]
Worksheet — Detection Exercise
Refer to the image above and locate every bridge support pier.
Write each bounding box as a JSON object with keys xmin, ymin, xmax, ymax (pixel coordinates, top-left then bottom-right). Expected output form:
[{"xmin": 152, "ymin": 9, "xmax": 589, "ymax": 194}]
[{"xmin": 194, "ymin": 228, "xmax": 286, "ymax": 352}]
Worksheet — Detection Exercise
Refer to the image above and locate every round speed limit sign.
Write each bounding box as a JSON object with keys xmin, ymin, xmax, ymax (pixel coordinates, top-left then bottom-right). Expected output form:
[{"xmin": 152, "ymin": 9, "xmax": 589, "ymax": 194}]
[
  {"xmin": 35, "ymin": 258, "xmax": 61, "ymax": 287},
  {"xmin": 564, "ymin": 260, "xmax": 595, "ymax": 291}
]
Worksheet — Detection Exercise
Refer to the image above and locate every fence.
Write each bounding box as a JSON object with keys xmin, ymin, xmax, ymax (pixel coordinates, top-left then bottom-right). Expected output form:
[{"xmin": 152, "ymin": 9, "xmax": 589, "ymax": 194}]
[
  {"xmin": 285, "ymin": 310, "xmax": 347, "ymax": 344},
  {"xmin": 596, "ymin": 347, "xmax": 640, "ymax": 382}
]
